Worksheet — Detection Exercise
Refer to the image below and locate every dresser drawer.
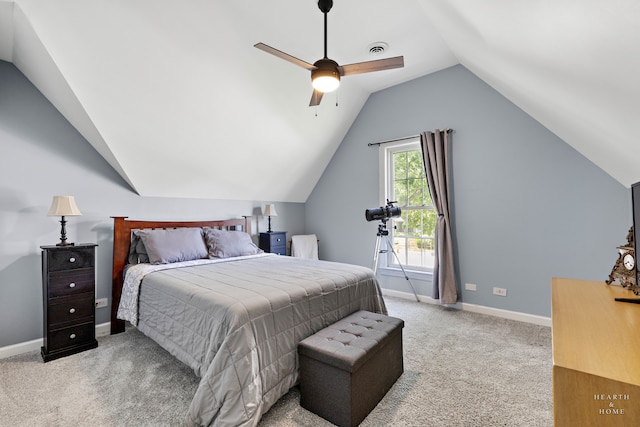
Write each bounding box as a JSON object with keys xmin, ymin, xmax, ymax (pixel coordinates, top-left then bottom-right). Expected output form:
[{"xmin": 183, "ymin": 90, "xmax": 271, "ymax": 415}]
[
  {"xmin": 47, "ymin": 247, "xmax": 95, "ymax": 271},
  {"xmin": 47, "ymin": 322, "xmax": 95, "ymax": 352},
  {"xmin": 48, "ymin": 296, "xmax": 95, "ymax": 328},
  {"xmin": 48, "ymin": 268, "xmax": 94, "ymax": 298}
]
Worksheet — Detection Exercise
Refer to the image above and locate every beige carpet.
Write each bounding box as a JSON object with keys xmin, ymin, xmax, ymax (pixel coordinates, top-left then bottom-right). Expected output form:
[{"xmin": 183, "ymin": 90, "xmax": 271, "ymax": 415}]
[{"xmin": 0, "ymin": 297, "xmax": 552, "ymax": 426}]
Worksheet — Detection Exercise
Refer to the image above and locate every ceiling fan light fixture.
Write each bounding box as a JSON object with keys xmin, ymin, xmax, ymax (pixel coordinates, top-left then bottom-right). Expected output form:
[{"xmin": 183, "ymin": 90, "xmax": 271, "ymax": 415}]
[
  {"xmin": 312, "ymin": 75, "xmax": 340, "ymax": 92},
  {"xmin": 311, "ymin": 59, "xmax": 341, "ymax": 92}
]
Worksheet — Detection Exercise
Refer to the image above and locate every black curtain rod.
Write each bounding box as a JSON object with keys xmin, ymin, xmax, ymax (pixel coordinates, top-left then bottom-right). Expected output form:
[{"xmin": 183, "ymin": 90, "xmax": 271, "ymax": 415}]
[{"xmin": 368, "ymin": 129, "xmax": 454, "ymax": 147}]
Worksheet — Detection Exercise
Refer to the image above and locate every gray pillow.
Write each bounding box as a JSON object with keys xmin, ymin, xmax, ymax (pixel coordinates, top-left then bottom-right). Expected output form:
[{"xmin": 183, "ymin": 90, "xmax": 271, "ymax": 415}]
[
  {"xmin": 137, "ymin": 228, "xmax": 208, "ymax": 264},
  {"xmin": 203, "ymin": 228, "xmax": 263, "ymax": 258},
  {"xmin": 128, "ymin": 230, "xmax": 150, "ymax": 264}
]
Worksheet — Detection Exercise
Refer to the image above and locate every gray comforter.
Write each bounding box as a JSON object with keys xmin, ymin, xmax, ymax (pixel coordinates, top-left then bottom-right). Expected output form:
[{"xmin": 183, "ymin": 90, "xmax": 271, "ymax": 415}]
[{"xmin": 118, "ymin": 254, "xmax": 386, "ymax": 426}]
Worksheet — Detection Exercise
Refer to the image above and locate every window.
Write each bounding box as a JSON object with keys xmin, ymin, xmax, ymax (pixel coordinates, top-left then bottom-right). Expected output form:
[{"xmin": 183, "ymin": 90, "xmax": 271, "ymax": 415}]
[{"xmin": 380, "ymin": 139, "xmax": 436, "ymax": 273}]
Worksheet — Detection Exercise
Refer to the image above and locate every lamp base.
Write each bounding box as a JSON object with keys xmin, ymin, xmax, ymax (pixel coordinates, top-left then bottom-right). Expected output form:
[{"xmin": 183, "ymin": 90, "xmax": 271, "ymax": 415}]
[{"xmin": 56, "ymin": 216, "xmax": 74, "ymax": 246}]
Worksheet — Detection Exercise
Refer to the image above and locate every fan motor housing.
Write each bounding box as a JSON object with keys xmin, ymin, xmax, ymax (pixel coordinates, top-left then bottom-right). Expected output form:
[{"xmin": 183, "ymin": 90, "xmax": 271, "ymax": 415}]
[{"xmin": 312, "ymin": 58, "xmax": 341, "ymax": 82}]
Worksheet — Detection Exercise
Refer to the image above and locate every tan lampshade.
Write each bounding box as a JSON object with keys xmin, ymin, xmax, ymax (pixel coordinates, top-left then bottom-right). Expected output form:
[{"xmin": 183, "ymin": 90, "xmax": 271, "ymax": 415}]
[
  {"xmin": 263, "ymin": 204, "xmax": 277, "ymax": 217},
  {"xmin": 47, "ymin": 196, "xmax": 82, "ymax": 217}
]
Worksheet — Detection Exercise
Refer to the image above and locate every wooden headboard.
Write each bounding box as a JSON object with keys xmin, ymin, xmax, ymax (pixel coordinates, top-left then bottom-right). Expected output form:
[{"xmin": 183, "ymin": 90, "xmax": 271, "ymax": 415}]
[{"xmin": 110, "ymin": 216, "xmax": 251, "ymax": 334}]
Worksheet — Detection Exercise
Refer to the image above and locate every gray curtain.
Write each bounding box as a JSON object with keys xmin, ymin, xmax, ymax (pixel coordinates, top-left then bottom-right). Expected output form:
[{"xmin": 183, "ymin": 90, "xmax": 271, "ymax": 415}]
[{"xmin": 420, "ymin": 130, "xmax": 458, "ymax": 304}]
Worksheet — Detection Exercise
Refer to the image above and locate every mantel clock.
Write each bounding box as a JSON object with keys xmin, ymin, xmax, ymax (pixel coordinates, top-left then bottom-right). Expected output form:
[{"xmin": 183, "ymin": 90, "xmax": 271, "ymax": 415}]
[{"xmin": 606, "ymin": 226, "xmax": 639, "ymax": 294}]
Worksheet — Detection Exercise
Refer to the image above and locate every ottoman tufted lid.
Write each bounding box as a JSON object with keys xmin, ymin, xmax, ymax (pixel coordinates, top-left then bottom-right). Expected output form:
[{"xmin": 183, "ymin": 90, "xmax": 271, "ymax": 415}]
[{"xmin": 298, "ymin": 310, "xmax": 404, "ymax": 373}]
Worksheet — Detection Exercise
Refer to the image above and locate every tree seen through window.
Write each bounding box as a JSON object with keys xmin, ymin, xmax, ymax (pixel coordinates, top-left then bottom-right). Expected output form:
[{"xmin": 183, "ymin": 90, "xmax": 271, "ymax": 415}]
[{"xmin": 389, "ymin": 148, "xmax": 436, "ymax": 270}]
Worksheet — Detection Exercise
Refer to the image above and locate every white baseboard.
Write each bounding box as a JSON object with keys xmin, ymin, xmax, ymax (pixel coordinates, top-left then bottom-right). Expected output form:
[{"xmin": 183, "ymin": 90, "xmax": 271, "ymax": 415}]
[
  {"xmin": 1, "ymin": 294, "xmax": 552, "ymax": 360},
  {"xmin": 381, "ymin": 288, "xmax": 551, "ymax": 327},
  {"xmin": 0, "ymin": 338, "xmax": 43, "ymax": 360},
  {"xmin": 0, "ymin": 322, "xmax": 111, "ymax": 360},
  {"xmin": 96, "ymin": 321, "xmax": 111, "ymax": 337}
]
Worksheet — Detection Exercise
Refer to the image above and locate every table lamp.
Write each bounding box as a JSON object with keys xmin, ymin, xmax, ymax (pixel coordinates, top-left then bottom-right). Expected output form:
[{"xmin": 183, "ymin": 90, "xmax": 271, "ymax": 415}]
[
  {"xmin": 47, "ymin": 195, "xmax": 82, "ymax": 246},
  {"xmin": 263, "ymin": 204, "xmax": 277, "ymax": 233}
]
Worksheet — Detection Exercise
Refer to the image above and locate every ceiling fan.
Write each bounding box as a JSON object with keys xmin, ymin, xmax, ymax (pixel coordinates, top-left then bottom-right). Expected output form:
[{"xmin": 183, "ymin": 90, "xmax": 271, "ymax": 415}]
[{"xmin": 255, "ymin": 0, "xmax": 404, "ymax": 107}]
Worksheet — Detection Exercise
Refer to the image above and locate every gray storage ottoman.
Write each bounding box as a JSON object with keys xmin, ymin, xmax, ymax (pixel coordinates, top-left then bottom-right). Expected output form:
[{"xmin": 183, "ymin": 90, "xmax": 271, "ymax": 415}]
[{"xmin": 298, "ymin": 310, "xmax": 404, "ymax": 427}]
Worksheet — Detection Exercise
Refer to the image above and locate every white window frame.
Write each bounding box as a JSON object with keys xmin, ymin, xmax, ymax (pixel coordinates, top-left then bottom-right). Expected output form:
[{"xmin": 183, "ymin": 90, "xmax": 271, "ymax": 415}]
[{"xmin": 378, "ymin": 138, "xmax": 434, "ymax": 280}]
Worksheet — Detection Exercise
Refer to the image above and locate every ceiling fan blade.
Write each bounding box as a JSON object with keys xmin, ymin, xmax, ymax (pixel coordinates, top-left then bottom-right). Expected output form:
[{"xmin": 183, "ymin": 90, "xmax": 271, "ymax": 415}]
[
  {"xmin": 309, "ymin": 89, "xmax": 324, "ymax": 107},
  {"xmin": 254, "ymin": 43, "xmax": 316, "ymax": 71},
  {"xmin": 339, "ymin": 56, "xmax": 404, "ymax": 76}
]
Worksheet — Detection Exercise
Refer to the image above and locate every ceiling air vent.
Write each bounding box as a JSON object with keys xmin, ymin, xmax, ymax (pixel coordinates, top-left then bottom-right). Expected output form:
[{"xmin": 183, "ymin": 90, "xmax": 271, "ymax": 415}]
[{"xmin": 368, "ymin": 42, "xmax": 389, "ymax": 56}]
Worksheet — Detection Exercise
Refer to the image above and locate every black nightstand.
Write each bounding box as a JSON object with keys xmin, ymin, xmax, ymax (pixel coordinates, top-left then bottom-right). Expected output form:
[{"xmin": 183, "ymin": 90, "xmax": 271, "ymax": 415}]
[
  {"xmin": 41, "ymin": 243, "xmax": 98, "ymax": 362},
  {"xmin": 259, "ymin": 232, "xmax": 287, "ymax": 255}
]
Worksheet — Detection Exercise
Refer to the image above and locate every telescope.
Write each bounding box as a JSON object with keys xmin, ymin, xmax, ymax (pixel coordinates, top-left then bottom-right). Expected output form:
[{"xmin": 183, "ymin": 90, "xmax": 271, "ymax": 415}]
[
  {"xmin": 365, "ymin": 200, "xmax": 401, "ymax": 222},
  {"xmin": 365, "ymin": 199, "xmax": 418, "ymax": 301}
]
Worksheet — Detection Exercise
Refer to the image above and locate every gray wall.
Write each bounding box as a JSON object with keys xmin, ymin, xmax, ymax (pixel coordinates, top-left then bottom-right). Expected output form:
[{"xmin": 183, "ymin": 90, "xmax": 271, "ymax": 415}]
[
  {"xmin": 1, "ymin": 59, "xmax": 632, "ymax": 348},
  {"xmin": 306, "ymin": 65, "xmax": 630, "ymax": 317},
  {"xmin": 0, "ymin": 61, "xmax": 305, "ymax": 348}
]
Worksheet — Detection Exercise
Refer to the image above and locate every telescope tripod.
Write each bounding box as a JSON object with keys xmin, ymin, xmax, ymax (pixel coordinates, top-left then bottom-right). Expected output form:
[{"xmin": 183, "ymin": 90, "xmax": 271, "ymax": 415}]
[{"xmin": 372, "ymin": 221, "xmax": 419, "ymax": 302}]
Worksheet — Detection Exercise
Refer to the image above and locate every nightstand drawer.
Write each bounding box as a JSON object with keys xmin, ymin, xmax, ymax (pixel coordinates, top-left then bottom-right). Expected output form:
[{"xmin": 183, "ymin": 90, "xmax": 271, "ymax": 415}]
[
  {"xmin": 48, "ymin": 322, "xmax": 95, "ymax": 352},
  {"xmin": 268, "ymin": 234, "xmax": 285, "ymax": 245},
  {"xmin": 47, "ymin": 247, "xmax": 95, "ymax": 271},
  {"xmin": 48, "ymin": 268, "xmax": 94, "ymax": 298},
  {"xmin": 49, "ymin": 296, "xmax": 95, "ymax": 327},
  {"xmin": 270, "ymin": 244, "xmax": 286, "ymax": 255}
]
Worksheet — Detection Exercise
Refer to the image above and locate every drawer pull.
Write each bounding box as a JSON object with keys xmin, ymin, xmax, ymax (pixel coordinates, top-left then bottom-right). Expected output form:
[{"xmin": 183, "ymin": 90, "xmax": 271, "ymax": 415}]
[
  {"xmin": 69, "ymin": 308, "xmax": 76, "ymax": 314},
  {"xmin": 69, "ymin": 257, "xmax": 76, "ymax": 263},
  {"xmin": 276, "ymin": 238, "xmax": 281, "ymax": 242},
  {"xmin": 70, "ymin": 333, "xmax": 76, "ymax": 339},
  {"xmin": 69, "ymin": 283, "xmax": 76, "ymax": 288}
]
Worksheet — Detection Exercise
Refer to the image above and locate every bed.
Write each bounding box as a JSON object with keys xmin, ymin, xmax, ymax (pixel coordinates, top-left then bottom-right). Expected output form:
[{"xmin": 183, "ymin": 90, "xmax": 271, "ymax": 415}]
[{"xmin": 109, "ymin": 216, "xmax": 387, "ymax": 427}]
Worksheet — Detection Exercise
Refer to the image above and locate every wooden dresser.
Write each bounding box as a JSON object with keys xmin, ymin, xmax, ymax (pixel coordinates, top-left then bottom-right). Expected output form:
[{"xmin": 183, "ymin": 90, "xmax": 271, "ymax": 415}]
[
  {"xmin": 552, "ymin": 277, "xmax": 640, "ymax": 426},
  {"xmin": 41, "ymin": 243, "xmax": 98, "ymax": 362}
]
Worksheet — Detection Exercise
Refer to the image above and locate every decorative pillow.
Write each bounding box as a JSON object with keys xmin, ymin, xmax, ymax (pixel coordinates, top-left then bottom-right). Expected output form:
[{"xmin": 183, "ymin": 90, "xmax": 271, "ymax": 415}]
[
  {"xmin": 203, "ymin": 228, "xmax": 263, "ymax": 258},
  {"xmin": 128, "ymin": 230, "xmax": 150, "ymax": 264},
  {"xmin": 137, "ymin": 227, "xmax": 208, "ymax": 265}
]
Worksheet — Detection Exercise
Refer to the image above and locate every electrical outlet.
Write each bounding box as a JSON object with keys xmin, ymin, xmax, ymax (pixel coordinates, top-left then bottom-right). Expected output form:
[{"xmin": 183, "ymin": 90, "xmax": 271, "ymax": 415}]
[
  {"xmin": 95, "ymin": 298, "xmax": 108, "ymax": 308},
  {"xmin": 493, "ymin": 287, "xmax": 507, "ymax": 297},
  {"xmin": 465, "ymin": 283, "xmax": 477, "ymax": 291}
]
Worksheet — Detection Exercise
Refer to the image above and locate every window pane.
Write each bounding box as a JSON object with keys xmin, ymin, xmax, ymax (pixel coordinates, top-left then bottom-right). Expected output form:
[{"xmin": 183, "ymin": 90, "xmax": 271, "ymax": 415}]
[
  {"xmin": 407, "ymin": 151, "xmax": 423, "ymax": 179},
  {"xmin": 392, "ymin": 216, "xmax": 407, "ymax": 236},
  {"xmin": 407, "ymin": 237, "xmax": 422, "ymax": 267},
  {"xmin": 423, "ymin": 184, "xmax": 433, "ymax": 206},
  {"xmin": 393, "ymin": 152, "xmax": 407, "ymax": 180},
  {"xmin": 394, "ymin": 179, "xmax": 408, "ymax": 206},
  {"xmin": 406, "ymin": 209, "xmax": 422, "ymax": 236},
  {"xmin": 418, "ymin": 238, "xmax": 435, "ymax": 269},
  {"xmin": 392, "ymin": 151, "xmax": 407, "ymax": 205},
  {"xmin": 392, "ymin": 236, "xmax": 407, "ymax": 264},
  {"xmin": 422, "ymin": 209, "xmax": 437, "ymax": 238},
  {"xmin": 407, "ymin": 178, "xmax": 423, "ymax": 207}
]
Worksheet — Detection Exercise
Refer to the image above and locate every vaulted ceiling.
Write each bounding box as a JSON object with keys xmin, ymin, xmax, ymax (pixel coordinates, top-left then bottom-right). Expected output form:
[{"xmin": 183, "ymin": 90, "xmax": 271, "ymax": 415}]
[{"xmin": 2, "ymin": 1, "xmax": 638, "ymax": 202}]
